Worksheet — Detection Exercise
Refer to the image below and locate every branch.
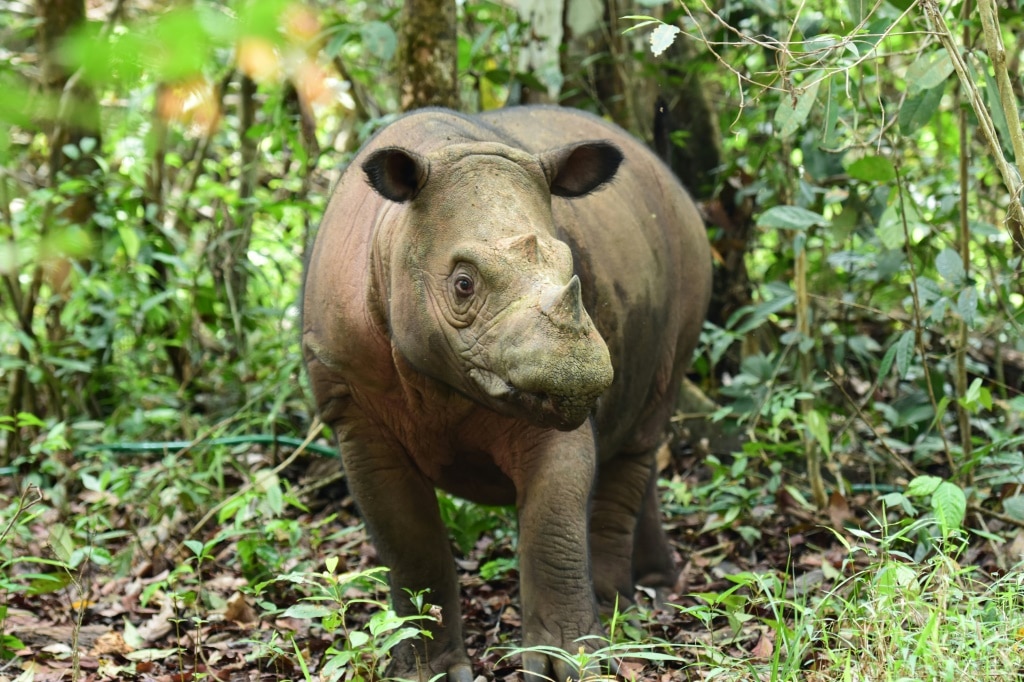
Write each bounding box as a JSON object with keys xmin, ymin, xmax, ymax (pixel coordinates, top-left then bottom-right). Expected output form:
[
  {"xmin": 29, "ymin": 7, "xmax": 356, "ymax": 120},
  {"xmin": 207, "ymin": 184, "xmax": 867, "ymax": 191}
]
[
  {"xmin": 978, "ymin": 0, "xmax": 1024, "ymax": 188},
  {"xmin": 922, "ymin": 0, "xmax": 1024, "ymax": 244}
]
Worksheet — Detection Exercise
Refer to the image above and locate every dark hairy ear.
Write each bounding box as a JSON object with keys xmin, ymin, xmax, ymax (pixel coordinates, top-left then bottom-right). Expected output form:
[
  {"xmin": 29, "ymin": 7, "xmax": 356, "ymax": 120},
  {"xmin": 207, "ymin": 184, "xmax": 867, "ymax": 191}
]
[
  {"xmin": 539, "ymin": 141, "xmax": 623, "ymax": 198},
  {"xmin": 362, "ymin": 147, "xmax": 430, "ymax": 202}
]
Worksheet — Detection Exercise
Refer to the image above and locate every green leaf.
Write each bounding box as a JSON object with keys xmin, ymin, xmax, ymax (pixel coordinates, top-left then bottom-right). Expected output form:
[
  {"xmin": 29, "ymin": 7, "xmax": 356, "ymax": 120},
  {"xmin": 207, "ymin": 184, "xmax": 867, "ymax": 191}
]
[
  {"xmin": 26, "ymin": 572, "xmax": 73, "ymax": 596},
  {"xmin": 118, "ymin": 226, "xmax": 141, "ymax": 260},
  {"xmin": 899, "ymin": 85, "xmax": 944, "ymax": 135},
  {"xmin": 361, "ymin": 21, "xmax": 397, "ymax": 61},
  {"xmin": 48, "ymin": 524, "xmax": 75, "ymax": 565},
  {"xmin": 931, "ymin": 481, "xmax": 966, "ymax": 537},
  {"xmin": 879, "ymin": 340, "xmax": 899, "ymax": 380},
  {"xmin": 895, "ymin": 329, "xmax": 915, "ymax": 378},
  {"xmin": 960, "ymin": 377, "xmax": 992, "ymax": 411},
  {"xmin": 846, "ymin": 155, "xmax": 896, "ymax": 183},
  {"xmin": 956, "ymin": 286, "xmax": 978, "ymax": 326},
  {"xmin": 0, "ymin": 633, "xmax": 26, "ymax": 658},
  {"xmin": 876, "ymin": 202, "xmax": 905, "ymax": 250},
  {"xmin": 776, "ymin": 77, "xmax": 822, "ymax": 139},
  {"xmin": 281, "ymin": 603, "xmax": 334, "ymax": 619},
  {"xmin": 806, "ymin": 409, "xmax": 831, "ymax": 455},
  {"xmin": 348, "ymin": 630, "xmax": 370, "ymax": 648},
  {"xmin": 935, "ymin": 249, "xmax": 965, "ymax": 285},
  {"xmin": 757, "ymin": 206, "xmax": 829, "ymax": 231},
  {"xmin": 183, "ymin": 540, "xmax": 205, "ymax": 558},
  {"xmin": 906, "ymin": 48, "xmax": 954, "ymax": 95},
  {"xmin": 1003, "ymin": 494, "xmax": 1024, "ymax": 521},
  {"xmin": 16, "ymin": 412, "xmax": 46, "ymax": 428},
  {"xmin": 906, "ymin": 475, "xmax": 942, "ymax": 498},
  {"xmin": 378, "ymin": 626, "xmax": 427, "ymax": 654}
]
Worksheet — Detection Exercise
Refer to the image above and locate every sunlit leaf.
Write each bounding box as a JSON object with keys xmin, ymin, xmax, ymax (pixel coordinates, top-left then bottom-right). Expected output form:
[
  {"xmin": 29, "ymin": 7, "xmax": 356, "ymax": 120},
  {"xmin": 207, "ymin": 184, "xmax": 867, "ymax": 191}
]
[
  {"xmin": 906, "ymin": 475, "xmax": 942, "ymax": 497},
  {"xmin": 118, "ymin": 226, "xmax": 141, "ymax": 261},
  {"xmin": 846, "ymin": 155, "xmax": 896, "ymax": 183},
  {"xmin": 649, "ymin": 23, "xmax": 681, "ymax": 57},
  {"xmin": 932, "ymin": 481, "xmax": 966, "ymax": 537}
]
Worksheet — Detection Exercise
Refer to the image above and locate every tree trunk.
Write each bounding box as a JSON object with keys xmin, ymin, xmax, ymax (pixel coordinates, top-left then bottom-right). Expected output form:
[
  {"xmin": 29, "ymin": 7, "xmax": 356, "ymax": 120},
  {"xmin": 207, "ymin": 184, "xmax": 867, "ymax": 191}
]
[
  {"xmin": 36, "ymin": 0, "xmax": 101, "ymax": 186},
  {"xmin": 397, "ymin": 0, "xmax": 458, "ymax": 111},
  {"xmin": 6, "ymin": 0, "xmax": 101, "ymax": 460}
]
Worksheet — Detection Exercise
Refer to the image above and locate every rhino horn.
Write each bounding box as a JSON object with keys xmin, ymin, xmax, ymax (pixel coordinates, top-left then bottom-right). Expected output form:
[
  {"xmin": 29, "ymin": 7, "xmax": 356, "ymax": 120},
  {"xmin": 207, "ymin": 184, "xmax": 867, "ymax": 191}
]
[
  {"xmin": 540, "ymin": 275, "xmax": 585, "ymax": 329},
  {"xmin": 505, "ymin": 233, "xmax": 541, "ymax": 264}
]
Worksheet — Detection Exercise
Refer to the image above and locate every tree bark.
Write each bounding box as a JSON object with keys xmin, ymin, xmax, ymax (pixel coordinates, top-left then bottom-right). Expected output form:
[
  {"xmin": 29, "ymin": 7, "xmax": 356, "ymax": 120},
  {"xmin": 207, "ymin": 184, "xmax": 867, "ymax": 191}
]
[
  {"xmin": 36, "ymin": 0, "xmax": 101, "ymax": 185},
  {"xmin": 397, "ymin": 0, "xmax": 458, "ymax": 111}
]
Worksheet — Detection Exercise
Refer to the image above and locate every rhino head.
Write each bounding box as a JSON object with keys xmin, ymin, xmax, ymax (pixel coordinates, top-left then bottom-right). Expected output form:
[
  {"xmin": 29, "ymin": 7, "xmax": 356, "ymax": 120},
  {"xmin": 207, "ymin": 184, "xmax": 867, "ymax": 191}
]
[{"xmin": 362, "ymin": 139, "xmax": 621, "ymax": 430}]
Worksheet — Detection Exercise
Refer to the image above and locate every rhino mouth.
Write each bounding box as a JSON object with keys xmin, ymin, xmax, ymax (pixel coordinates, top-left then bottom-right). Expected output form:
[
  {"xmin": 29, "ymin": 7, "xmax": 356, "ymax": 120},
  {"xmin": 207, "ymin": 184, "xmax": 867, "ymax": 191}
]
[{"xmin": 468, "ymin": 368, "xmax": 594, "ymax": 430}]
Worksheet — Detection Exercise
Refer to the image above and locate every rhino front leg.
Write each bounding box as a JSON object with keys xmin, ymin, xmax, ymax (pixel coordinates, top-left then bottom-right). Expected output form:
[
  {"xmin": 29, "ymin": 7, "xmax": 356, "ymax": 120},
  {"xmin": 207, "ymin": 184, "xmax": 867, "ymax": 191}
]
[
  {"xmin": 336, "ymin": 422, "xmax": 472, "ymax": 682},
  {"xmin": 514, "ymin": 426, "xmax": 605, "ymax": 680},
  {"xmin": 589, "ymin": 449, "xmax": 666, "ymax": 612}
]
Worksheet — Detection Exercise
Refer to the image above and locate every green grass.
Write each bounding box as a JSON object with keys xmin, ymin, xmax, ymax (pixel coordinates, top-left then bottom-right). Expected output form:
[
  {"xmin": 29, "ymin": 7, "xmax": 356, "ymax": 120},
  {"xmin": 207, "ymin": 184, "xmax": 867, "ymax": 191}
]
[{"xmin": 500, "ymin": 532, "xmax": 1024, "ymax": 681}]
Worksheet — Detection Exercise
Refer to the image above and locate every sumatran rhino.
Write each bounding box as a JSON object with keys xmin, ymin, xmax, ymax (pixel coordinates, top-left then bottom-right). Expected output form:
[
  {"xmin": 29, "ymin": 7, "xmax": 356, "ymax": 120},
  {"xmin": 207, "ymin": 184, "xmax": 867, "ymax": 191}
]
[{"xmin": 302, "ymin": 106, "xmax": 711, "ymax": 680}]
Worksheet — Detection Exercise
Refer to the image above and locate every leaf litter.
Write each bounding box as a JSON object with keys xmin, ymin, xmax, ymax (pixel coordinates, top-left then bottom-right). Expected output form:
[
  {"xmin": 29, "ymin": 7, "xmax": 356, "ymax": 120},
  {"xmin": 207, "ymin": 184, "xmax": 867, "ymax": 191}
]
[{"xmin": 0, "ymin": 441, "xmax": 1013, "ymax": 681}]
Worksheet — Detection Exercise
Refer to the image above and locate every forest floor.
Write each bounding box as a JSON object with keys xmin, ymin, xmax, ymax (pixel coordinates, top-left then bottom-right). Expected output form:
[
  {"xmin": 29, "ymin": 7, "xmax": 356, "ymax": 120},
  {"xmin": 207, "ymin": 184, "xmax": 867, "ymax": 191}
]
[{"xmin": 1, "ymin": 436, "xmax": 1020, "ymax": 682}]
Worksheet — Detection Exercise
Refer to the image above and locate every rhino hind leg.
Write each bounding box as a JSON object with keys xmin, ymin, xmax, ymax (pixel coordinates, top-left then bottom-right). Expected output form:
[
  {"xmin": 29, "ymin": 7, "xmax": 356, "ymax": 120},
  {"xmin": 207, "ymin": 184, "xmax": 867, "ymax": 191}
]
[{"xmin": 631, "ymin": 465, "xmax": 676, "ymax": 607}]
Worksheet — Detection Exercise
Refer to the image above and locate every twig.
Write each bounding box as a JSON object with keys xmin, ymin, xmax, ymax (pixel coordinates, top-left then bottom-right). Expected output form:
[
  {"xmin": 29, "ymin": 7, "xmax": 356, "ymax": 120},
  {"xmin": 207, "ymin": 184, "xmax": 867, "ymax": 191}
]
[
  {"xmin": 895, "ymin": 164, "xmax": 954, "ymax": 472},
  {"xmin": 955, "ymin": 38, "xmax": 974, "ymax": 481},
  {"xmin": 968, "ymin": 502, "xmax": 1024, "ymax": 531},
  {"xmin": 825, "ymin": 371, "xmax": 918, "ymax": 479},
  {"xmin": 0, "ymin": 484, "xmax": 42, "ymax": 546}
]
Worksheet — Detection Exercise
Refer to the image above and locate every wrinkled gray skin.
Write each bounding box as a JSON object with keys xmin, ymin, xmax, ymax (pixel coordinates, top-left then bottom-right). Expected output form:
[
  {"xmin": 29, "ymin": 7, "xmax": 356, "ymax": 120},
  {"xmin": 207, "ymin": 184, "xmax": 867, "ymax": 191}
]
[{"xmin": 302, "ymin": 106, "xmax": 711, "ymax": 680}]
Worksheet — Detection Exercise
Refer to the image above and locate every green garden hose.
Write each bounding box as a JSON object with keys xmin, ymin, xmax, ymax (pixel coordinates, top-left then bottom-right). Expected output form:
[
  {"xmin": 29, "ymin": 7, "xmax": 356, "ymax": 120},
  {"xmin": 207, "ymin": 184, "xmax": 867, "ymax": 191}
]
[{"xmin": 74, "ymin": 434, "xmax": 338, "ymax": 458}]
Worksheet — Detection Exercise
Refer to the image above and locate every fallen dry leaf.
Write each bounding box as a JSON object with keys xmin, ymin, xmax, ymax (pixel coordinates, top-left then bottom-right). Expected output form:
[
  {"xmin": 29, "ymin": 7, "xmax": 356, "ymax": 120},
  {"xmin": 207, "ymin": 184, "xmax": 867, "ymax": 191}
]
[
  {"xmin": 751, "ymin": 631, "xmax": 774, "ymax": 660},
  {"xmin": 223, "ymin": 591, "xmax": 258, "ymax": 625},
  {"xmin": 91, "ymin": 630, "xmax": 131, "ymax": 656}
]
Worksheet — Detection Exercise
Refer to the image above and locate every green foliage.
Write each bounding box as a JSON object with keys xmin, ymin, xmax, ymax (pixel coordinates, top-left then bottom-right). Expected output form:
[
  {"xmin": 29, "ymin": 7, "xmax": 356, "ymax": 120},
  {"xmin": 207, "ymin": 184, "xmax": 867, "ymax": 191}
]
[
  {"xmin": 257, "ymin": 563, "xmax": 434, "ymax": 682},
  {"xmin": 436, "ymin": 492, "xmax": 515, "ymax": 557}
]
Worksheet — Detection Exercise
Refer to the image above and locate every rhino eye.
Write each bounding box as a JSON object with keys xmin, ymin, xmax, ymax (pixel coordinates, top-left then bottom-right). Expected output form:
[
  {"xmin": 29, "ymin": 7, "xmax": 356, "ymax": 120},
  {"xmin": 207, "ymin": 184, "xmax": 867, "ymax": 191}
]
[{"xmin": 453, "ymin": 274, "xmax": 475, "ymax": 298}]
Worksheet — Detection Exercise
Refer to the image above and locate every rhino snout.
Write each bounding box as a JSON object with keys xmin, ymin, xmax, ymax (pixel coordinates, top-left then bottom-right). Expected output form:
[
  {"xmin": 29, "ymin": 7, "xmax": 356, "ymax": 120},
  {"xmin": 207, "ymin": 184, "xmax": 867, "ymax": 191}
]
[{"xmin": 499, "ymin": 328, "xmax": 613, "ymax": 430}]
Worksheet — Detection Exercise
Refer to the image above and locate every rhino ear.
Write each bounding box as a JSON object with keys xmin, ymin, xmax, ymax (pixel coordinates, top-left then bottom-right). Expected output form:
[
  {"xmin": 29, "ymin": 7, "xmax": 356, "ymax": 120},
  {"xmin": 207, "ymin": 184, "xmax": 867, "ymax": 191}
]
[
  {"xmin": 362, "ymin": 147, "xmax": 430, "ymax": 202},
  {"xmin": 540, "ymin": 141, "xmax": 623, "ymax": 198}
]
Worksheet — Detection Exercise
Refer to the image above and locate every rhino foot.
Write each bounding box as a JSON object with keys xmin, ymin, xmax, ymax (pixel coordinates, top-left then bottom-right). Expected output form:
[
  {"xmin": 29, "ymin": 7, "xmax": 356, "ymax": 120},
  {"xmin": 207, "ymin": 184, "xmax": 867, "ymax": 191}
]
[
  {"xmin": 522, "ymin": 646, "xmax": 618, "ymax": 682},
  {"xmin": 385, "ymin": 642, "xmax": 473, "ymax": 682},
  {"xmin": 520, "ymin": 613, "xmax": 618, "ymax": 681}
]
